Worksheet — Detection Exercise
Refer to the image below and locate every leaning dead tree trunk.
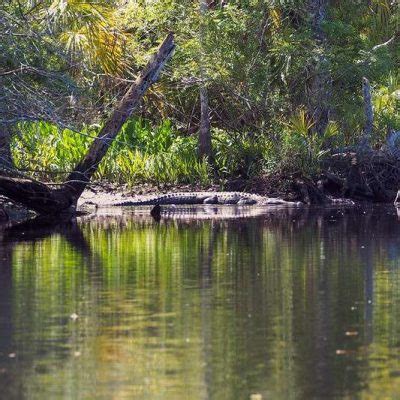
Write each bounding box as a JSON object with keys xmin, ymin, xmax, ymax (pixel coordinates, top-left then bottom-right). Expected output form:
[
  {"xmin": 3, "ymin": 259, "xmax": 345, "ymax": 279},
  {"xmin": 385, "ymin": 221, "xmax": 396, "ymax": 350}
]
[
  {"xmin": 66, "ymin": 33, "xmax": 175, "ymax": 198},
  {"xmin": 0, "ymin": 33, "xmax": 175, "ymax": 216}
]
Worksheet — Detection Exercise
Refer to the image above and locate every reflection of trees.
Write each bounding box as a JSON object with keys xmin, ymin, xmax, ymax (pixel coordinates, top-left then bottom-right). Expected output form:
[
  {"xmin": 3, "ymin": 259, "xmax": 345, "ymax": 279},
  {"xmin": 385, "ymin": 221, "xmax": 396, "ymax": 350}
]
[
  {"xmin": 1, "ymin": 206, "xmax": 400, "ymax": 398},
  {"xmin": 268, "ymin": 206, "xmax": 400, "ymax": 398},
  {"xmin": 198, "ymin": 223, "xmax": 216, "ymax": 400},
  {"xmin": 0, "ymin": 217, "xmax": 102, "ymax": 400},
  {"xmin": 0, "ymin": 233, "xmax": 20, "ymax": 399}
]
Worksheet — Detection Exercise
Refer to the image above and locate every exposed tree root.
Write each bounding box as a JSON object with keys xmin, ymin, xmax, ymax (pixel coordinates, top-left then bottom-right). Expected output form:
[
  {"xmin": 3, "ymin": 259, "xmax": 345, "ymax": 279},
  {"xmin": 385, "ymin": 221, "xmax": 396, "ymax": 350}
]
[{"xmin": 323, "ymin": 150, "xmax": 399, "ymax": 203}]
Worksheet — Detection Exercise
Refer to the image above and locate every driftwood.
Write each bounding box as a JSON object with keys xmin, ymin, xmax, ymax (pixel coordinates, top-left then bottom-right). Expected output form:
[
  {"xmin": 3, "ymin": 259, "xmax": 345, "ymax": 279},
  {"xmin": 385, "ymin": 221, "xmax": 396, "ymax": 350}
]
[{"xmin": 0, "ymin": 34, "xmax": 175, "ymax": 216}]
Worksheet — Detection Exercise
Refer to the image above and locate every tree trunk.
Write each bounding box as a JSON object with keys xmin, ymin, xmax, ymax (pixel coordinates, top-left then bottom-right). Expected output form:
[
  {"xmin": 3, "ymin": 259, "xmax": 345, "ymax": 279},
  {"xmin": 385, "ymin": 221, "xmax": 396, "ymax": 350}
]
[
  {"xmin": 0, "ymin": 175, "xmax": 73, "ymax": 215},
  {"xmin": 0, "ymin": 34, "xmax": 175, "ymax": 216},
  {"xmin": 0, "ymin": 124, "xmax": 13, "ymax": 170},
  {"xmin": 362, "ymin": 77, "xmax": 374, "ymax": 141},
  {"xmin": 309, "ymin": 0, "xmax": 328, "ymax": 42},
  {"xmin": 199, "ymin": 86, "xmax": 211, "ymax": 158},
  {"xmin": 66, "ymin": 33, "xmax": 175, "ymax": 198},
  {"xmin": 198, "ymin": 0, "xmax": 212, "ymax": 159},
  {"xmin": 307, "ymin": 0, "xmax": 331, "ymax": 135}
]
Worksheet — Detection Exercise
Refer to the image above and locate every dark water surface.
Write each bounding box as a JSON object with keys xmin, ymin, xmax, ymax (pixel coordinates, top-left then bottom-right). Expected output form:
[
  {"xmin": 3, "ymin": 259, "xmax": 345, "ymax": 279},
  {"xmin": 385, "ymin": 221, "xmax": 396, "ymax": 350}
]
[{"xmin": 1, "ymin": 205, "xmax": 400, "ymax": 399}]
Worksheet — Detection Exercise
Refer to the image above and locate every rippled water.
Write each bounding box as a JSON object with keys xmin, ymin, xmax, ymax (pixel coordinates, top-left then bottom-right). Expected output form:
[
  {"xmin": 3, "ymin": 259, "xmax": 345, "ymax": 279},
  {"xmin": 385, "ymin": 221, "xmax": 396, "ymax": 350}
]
[{"xmin": 1, "ymin": 205, "xmax": 400, "ymax": 399}]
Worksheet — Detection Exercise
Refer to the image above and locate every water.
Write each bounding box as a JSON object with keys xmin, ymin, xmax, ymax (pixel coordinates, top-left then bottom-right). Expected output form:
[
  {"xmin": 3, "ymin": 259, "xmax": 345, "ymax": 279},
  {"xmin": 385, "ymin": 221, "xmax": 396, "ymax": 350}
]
[{"xmin": 1, "ymin": 205, "xmax": 400, "ymax": 399}]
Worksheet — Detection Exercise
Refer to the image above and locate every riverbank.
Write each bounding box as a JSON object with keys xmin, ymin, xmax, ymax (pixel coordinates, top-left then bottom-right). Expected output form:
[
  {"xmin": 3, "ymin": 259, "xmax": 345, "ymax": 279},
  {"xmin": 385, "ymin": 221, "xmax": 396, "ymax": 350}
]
[
  {"xmin": 2, "ymin": 149, "xmax": 399, "ymax": 223},
  {"xmin": 77, "ymin": 178, "xmax": 359, "ymax": 210},
  {"xmin": 0, "ymin": 172, "xmax": 377, "ymax": 222}
]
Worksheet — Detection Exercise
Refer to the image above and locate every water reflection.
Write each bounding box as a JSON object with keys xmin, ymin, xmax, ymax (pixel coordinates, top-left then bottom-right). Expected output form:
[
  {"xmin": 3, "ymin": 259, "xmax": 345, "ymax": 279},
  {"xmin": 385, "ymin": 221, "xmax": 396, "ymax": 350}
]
[{"xmin": 0, "ymin": 206, "xmax": 400, "ymax": 399}]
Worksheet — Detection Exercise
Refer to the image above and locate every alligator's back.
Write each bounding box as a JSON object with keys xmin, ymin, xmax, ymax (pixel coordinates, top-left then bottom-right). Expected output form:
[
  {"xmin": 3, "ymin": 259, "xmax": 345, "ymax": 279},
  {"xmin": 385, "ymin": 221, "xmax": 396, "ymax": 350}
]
[{"xmin": 106, "ymin": 192, "xmax": 296, "ymax": 206}]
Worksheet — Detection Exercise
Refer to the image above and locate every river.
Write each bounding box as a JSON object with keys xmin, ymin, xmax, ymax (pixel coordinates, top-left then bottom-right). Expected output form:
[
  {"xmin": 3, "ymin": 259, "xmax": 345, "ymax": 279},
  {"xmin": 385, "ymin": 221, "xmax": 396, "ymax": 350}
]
[{"xmin": 0, "ymin": 205, "xmax": 400, "ymax": 399}]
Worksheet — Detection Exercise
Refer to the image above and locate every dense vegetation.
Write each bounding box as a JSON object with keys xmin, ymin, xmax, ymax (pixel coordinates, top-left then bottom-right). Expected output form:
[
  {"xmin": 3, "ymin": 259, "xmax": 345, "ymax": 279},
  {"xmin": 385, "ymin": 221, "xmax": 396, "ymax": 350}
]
[{"xmin": 1, "ymin": 0, "xmax": 399, "ymax": 187}]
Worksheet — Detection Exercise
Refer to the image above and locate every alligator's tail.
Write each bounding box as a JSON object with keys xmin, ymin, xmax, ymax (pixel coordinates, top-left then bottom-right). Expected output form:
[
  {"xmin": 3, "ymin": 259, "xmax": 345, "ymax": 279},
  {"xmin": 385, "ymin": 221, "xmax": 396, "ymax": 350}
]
[
  {"xmin": 113, "ymin": 199, "xmax": 160, "ymax": 206},
  {"xmin": 112, "ymin": 195, "xmax": 204, "ymax": 206}
]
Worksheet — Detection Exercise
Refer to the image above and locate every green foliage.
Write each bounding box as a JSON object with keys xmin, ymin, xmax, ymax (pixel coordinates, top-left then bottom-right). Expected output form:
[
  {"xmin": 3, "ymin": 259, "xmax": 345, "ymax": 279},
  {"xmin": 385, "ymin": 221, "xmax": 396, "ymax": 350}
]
[
  {"xmin": 13, "ymin": 120, "xmax": 213, "ymax": 186},
  {"xmin": 4, "ymin": 0, "xmax": 400, "ymax": 182},
  {"xmin": 278, "ymin": 109, "xmax": 340, "ymax": 176},
  {"xmin": 47, "ymin": 0, "xmax": 126, "ymax": 74},
  {"xmin": 117, "ymin": 119, "xmax": 176, "ymax": 153},
  {"xmin": 373, "ymin": 73, "xmax": 400, "ymax": 142},
  {"xmin": 114, "ymin": 0, "xmax": 399, "ymax": 147},
  {"xmin": 13, "ymin": 120, "xmax": 278, "ymax": 185},
  {"xmin": 212, "ymin": 129, "xmax": 271, "ymax": 179}
]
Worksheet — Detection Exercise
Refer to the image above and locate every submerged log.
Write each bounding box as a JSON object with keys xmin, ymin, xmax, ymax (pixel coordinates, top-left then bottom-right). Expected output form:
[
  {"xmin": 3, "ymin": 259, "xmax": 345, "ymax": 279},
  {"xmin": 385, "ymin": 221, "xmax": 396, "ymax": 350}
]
[
  {"xmin": 150, "ymin": 204, "xmax": 162, "ymax": 221},
  {"xmin": 0, "ymin": 34, "xmax": 175, "ymax": 216}
]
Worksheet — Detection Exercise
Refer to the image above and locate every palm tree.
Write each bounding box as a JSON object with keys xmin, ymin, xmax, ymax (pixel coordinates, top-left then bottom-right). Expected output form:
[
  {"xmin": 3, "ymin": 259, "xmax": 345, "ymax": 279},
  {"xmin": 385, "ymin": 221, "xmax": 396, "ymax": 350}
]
[
  {"xmin": 45, "ymin": 0, "xmax": 126, "ymax": 74},
  {"xmin": 0, "ymin": 1, "xmax": 127, "ymax": 170}
]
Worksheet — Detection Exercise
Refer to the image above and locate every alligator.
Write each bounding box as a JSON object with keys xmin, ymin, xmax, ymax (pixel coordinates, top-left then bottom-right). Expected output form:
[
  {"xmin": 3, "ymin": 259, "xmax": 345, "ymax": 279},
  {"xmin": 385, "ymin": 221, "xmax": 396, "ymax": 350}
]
[{"xmin": 92, "ymin": 192, "xmax": 302, "ymax": 207}]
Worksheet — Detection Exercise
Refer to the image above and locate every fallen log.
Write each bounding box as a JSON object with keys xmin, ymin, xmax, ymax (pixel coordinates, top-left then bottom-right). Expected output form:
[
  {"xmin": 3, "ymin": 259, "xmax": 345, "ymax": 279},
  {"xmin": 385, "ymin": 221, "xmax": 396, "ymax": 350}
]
[
  {"xmin": 0, "ymin": 33, "xmax": 175, "ymax": 216},
  {"xmin": 0, "ymin": 175, "xmax": 72, "ymax": 214}
]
